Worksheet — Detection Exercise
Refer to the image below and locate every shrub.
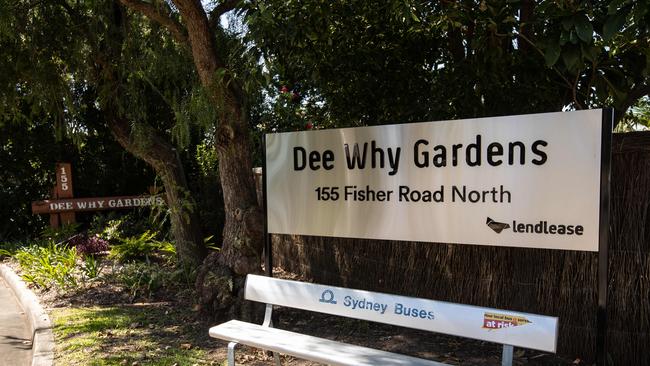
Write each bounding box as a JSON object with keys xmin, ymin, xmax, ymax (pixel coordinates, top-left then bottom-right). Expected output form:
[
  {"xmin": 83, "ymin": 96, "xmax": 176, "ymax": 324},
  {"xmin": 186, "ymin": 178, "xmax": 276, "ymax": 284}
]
[
  {"xmin": 90, "ymin": 217, "xmax": 124, "ymax": 242},
  {"xmin": 116, "ymin": 262, "xmax": 168, "ymax": 300},
  {"xmin": 81, "ymin": 255, "xmax": 103, "ymax": 281},
  {"xmin": 90, "ymin": 213, "xmax": 171, "ymax": 244},
  {"xmin": 13, "ymin": 242, "xmax": 79, "ymax": 289},
  {"xmin": 109, "ymin": 231, "xmax": 175, "ymax": 263},
  {"xmin": 114, "ymin": 262, "xmax": 196, "ymax": 301},
  {"xmin": 39, "ymin": 224, "xmax": 80, "ymax": 243},
  {"xmin": 70, "ymin": 235, "xmax": 109, "ymax": 256},
  {"xmin": 0, "ymin": 241, "xmax": 21, "ymax": 258}
]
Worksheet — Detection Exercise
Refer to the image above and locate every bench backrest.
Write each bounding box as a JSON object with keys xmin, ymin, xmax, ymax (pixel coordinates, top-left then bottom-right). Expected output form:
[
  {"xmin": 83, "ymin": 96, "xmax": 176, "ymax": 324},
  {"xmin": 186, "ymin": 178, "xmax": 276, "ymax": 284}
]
[{"xmin": 245, "ymin": 274, "xmax": 558, "ymax": 353}]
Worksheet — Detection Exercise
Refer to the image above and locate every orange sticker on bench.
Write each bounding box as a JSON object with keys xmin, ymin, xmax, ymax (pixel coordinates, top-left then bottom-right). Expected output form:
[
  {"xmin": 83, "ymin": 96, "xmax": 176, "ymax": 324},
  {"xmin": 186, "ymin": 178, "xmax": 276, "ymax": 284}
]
[{"xmin": 483, "ymin": 312, "xmax": 531, "ymax": 330}]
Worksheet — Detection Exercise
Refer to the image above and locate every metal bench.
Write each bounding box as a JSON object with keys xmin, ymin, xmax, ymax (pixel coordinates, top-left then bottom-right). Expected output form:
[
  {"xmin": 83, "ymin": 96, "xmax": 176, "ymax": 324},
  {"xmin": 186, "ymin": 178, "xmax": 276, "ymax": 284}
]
[{"xmin": 209, "ymin": 275, "xmax": 558, "ymax": 366}]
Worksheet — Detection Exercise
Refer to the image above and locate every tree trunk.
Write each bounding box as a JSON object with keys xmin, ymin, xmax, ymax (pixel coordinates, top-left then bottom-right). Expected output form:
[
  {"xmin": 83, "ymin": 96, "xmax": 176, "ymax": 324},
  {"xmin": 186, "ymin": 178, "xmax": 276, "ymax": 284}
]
[
  {"xmin": 108, "ymin": 117, "xmax": 207, "ymax": 267},
  {"xmin": 194, "ymin": 117, "xmax": 264, "ymax": 320},
  {"xmin": 169, "ymin": 0, "xmax": 264, "ymax": 319}
]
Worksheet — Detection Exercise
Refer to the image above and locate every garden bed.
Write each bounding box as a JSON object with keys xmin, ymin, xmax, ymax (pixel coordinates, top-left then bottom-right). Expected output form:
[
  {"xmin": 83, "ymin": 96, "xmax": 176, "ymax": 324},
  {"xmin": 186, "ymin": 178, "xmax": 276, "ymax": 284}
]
[{"xmin": 20, "ymin": 263, "xmax": 576, "ymax": 366}]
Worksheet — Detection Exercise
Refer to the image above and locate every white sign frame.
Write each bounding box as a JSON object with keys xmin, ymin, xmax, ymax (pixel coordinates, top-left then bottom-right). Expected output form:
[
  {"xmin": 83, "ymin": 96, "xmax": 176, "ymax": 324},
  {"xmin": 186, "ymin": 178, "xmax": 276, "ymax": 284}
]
[{"xmin": 265, "ymin": 109, "xmax": 611, "ymax": 252}]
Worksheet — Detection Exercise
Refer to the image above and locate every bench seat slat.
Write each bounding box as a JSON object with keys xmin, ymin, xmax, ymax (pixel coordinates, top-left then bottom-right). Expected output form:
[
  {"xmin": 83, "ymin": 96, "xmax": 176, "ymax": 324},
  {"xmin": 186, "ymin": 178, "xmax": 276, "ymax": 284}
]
[{"xmin": 210, "ymin": 320, "xmax": 446, "ymax": 366}]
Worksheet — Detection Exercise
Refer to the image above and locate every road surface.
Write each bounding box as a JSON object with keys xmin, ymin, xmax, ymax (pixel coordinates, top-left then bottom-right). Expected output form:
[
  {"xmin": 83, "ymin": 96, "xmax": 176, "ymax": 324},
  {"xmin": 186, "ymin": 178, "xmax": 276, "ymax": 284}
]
[{"xmin": 0, "ymin": 277, "xmax": 32, "ymax": 366}]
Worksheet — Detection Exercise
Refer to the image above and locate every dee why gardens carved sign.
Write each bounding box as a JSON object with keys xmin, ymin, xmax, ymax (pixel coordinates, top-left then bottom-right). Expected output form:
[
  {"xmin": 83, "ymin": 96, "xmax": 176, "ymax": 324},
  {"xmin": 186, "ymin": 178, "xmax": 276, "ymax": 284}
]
[{"xmin": 31, "ymin": 163, "xmax": 164, "ymax": 227}]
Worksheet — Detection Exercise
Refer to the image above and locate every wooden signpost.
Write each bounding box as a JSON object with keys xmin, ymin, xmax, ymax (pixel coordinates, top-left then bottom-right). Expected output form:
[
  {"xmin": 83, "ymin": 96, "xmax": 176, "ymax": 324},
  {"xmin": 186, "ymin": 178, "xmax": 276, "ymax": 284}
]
[
  {"xmin": 32, "ymin": 163, "xmax": 164, "ymax": 228},
  {"xmin": 50, "ymin": 163, "xmax": 76, "ymax": 227}
]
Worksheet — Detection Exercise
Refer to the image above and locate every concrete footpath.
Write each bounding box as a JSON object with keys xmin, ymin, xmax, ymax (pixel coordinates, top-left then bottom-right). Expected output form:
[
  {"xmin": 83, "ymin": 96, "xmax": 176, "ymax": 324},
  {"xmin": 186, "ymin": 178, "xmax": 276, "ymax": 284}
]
[{"xmin": 0, "ymin": 277, "xmax": 32, "ymax": 366}]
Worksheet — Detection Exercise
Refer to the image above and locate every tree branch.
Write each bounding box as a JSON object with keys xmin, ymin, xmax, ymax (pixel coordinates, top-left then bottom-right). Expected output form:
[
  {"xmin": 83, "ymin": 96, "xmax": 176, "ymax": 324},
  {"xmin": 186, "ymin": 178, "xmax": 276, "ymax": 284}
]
[
  {"xmin": 625, "ymin": 83, "xmax": 650, "ymax": 108},
  {"xmin": 208, "ymin": 0, "xmax": 240, "ymax": 29},
  {"xmin": 119, "ymin": 0, "xmax": 189, "ymax": 46},
  {"xmin": 571, "ymin": 73, "xmax": 584, "ymax": 110},
  {"xmin": 515, "ymin": 31, "xmax": 575, "ymax": 91},
  {"xmin": 57, "ymin": 0, "xmax": 95, "ymax": 43}
]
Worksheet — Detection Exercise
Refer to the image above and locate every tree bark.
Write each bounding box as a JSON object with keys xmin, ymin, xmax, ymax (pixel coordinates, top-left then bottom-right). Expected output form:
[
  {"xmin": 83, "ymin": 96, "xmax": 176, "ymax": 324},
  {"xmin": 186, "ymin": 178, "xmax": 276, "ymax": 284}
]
[{"xmin": 108, "ymin": 117, "xmax": 207, "ymax": 267}]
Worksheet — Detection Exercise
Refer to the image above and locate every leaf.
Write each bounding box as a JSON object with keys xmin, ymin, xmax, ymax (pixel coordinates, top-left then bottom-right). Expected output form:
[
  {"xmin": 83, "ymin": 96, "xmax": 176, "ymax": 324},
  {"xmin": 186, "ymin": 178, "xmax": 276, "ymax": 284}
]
[
  {"xmin": 603, "ymin": 11, "xmax": 629, "ymax": 41},
  {"xmin": 607, "ymin": 0, "xmax": 631, "ymax": 15},
  {"xmin": 545, "ymin": 42, "xmax": 561, "ymax": 67},
  {"xmin": 559, "ymin": 31, "xmax": 569, "ymax": 46},
  {"xmin": 574, "ymin": 14, "xmax": 593, "ymax": 43},
  {"xmin": 562, "ymin": 47, "xmax": 580, "ymax": 71},
  {"xmin": 581, "ymin": 44, "xmax": 600, "ymax": 62},
  {"xmin": 600, "ymin": 74, "xmax": 628, "ymax": 102}
]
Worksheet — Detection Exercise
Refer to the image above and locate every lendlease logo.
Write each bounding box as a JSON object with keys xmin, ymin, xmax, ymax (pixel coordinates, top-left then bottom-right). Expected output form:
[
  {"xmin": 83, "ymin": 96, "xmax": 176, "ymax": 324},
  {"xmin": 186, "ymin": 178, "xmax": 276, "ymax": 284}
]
[
  {"xmin": 487, "ymin": 217, "xmax": 585, "ymax": 236},
  {"xmin": 486, "ymin": 217, "xmax": 510, "ymax": 233}
]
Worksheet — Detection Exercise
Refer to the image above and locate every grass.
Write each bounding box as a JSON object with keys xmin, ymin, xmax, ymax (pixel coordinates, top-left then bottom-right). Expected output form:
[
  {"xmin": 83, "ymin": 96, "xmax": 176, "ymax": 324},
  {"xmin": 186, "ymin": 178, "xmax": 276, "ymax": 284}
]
[{"xmin": 51, "ymin": 304, "xmax": 217, "ymax": 366}]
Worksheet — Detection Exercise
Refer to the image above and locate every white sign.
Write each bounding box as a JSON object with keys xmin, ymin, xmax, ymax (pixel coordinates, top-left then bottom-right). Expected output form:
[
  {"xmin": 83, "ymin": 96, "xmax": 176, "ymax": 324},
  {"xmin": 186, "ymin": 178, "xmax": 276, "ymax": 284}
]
[
  {"xmin": 245, "ymin": 275, "xmax": 559, "ymax": 352},
  {"xmin": 266, "ymin": 109, "xmax": 606, "ymax": 251}
]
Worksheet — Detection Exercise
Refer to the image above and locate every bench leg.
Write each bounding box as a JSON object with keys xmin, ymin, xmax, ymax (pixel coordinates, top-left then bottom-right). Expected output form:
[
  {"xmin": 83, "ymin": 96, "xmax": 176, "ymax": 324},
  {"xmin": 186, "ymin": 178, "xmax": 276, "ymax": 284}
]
[
  {"xmin": 273, "ymin": 351, "xmax": 281, "ymax": 366},
  {"xmin": 228, "ymin": 342, "xmax": 238, "ymax": 366},
  {"xmin": 501, "ymin": 344, "xmax": 514, "ymax": 366}
]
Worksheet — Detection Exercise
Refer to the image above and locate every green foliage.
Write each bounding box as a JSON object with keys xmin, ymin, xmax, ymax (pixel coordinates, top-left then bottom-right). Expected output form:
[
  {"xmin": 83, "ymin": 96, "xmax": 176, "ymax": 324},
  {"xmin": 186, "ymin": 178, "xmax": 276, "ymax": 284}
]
[
  {"xmin": 617, "ymin": 97, "xmax": 650, "ymax": 131},
  {"xmin": 115, "ymin": 262, "xmax": 196, "ymax": 301},
  {"xmin": 0, "ymin": 120, "xmax": 59, "ymax": 240},
  {"xmin": 13, "ymin": 241, "xmax": 79, "ymax": 289},
  {"xmin": 90, "ymin": 212, "xmax": 170, "ymax": 244},
  {"xmin": 247, "ymin": 0, "xmax": 445, "ymax": 127},
  {"xmin": 246, "ymin": 0, "xmax": 650, "ymax": 130},
  {"xmin": 0, "ymin": 241, "xmax": 21, "ymax": 258},
  {"xmin": 109, "ymin": 231, "xmax": 175, "ymax": 263},
  {"xmin": 0, "ymin": 0, "xmax": 157, "ymax": 241},
  {"xmin": 40, "ymin": 224, "xmax": 80, "ymax": 243},
  {"xmin": 116, "ymin": 262, "xmax": 164, "ymax": 300},
  {"xmin": 195, "ymin": 143, "xmax": 218, "ymax": 178},
  {"xmin": 1, "ymin": 1, "xmax": 198, "ymax": 260},
  {"xmin": 81, "ymin": 255, "xmax": 103, "ymax": 281},
  {"xmin": 533, "ymin": 0, "xmax": 649, "ymax": 112},
  {"xmin": 90, "ymin": 216, "xmax": 126, "ymax": 242},
  {"xmin": 203, "ymin": 235, "xmax": 220, "ymax": 252}
]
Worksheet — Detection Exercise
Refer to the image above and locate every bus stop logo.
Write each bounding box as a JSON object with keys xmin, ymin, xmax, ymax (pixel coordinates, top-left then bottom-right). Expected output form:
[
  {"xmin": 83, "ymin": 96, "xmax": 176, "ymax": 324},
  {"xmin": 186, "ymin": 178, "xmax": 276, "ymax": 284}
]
[
  {"xmin": 483, "ymin": 312, "xmax": 531, "ymax": 330},
  {"xmin": 319, "ymin": 289, "xmax": 337, "ymax": 304}
]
